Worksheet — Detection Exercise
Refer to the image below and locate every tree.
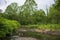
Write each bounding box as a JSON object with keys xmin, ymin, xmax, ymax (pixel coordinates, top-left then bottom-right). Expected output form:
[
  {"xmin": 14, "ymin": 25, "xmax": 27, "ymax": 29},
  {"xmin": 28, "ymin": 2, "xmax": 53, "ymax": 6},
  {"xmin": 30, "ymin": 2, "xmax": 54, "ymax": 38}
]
[
  {"xmin": 33, "ymin": 9, "xmax": 46, "ymax": 24},
  {"xmin": 5, "ymin": 3, "xmax": 18, "ymax": 14},
  {"xmin": 48, "ymin": 0, "xmax": 60, "ymax": 24},
  {"xmin": 54, "ymin": 0, "xmax": 60, "ymax": 10},
  {"xmin": 4, "ymin": 3, "xmax": 19, "ymax": 20},
  {"xmin": 19, "ymin": 0, "xmax": 37, "ymax": 25},
  {"xmin": 20, "ymin": 0, "xmax": 37, "ymax": 15}
]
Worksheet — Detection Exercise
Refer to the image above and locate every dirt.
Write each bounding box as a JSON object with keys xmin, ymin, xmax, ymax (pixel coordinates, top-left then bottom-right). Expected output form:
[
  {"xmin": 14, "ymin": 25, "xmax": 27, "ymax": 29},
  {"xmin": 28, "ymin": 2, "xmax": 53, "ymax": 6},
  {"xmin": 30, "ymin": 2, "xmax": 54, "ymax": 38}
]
[{"xmin": 18, "ymin": 28, "xmax": 60, "ymax": 36}]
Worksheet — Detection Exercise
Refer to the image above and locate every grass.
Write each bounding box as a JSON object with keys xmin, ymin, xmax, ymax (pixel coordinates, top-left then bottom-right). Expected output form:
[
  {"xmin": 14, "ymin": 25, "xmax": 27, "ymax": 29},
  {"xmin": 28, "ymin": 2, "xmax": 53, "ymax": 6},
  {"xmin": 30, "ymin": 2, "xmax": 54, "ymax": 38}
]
[
  {"xmin": 16, "ymin": 24, "xmax": 60, "ymax": 40},
  {"xmin": 21, "ymin": 24, "xmax": 60, "ymax": 30},
  {"xmin": 38, "ymin": 24, "xmax": 60, "ymax": 30},
  {"xmin": 19, "ymin": 31, "xmax": 60, "ymax": 40}
]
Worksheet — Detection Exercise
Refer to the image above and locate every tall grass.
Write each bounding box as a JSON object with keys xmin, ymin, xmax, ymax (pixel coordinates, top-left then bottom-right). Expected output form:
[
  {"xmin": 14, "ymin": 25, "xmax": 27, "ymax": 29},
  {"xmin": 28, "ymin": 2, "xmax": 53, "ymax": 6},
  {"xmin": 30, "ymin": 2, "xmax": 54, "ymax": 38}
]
[{"xmin": 21, "ymin": 24, "xmax": 60, "ymax": 30}]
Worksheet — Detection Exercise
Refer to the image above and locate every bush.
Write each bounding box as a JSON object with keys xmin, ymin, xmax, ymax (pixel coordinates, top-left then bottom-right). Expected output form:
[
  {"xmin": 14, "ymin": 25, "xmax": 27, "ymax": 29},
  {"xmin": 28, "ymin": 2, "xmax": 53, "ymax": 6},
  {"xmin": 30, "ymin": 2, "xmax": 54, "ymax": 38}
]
[
  {"xmin": 38, "ymin": 24, "xmax": 60, "ymax": 30},
  {"xmin": 0, "ymin": 17, "xmax": 20, "ymax": 37}
]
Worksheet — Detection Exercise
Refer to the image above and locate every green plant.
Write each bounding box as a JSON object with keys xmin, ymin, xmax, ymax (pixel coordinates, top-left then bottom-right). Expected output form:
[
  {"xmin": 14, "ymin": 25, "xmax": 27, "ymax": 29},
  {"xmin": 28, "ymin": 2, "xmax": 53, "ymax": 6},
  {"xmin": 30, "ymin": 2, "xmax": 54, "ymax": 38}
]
[{"xmin": 0, "ymin": 17, "xmax": 20, "ymax": 37}]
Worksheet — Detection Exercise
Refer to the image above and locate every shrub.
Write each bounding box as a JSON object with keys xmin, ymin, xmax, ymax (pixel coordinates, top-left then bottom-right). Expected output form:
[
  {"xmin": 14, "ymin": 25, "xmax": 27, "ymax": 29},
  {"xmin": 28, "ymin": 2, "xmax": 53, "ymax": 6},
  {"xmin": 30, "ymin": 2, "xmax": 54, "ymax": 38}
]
[{"xmin": 0, "ymin": 17, "xmax": 20, "ymax": 37}]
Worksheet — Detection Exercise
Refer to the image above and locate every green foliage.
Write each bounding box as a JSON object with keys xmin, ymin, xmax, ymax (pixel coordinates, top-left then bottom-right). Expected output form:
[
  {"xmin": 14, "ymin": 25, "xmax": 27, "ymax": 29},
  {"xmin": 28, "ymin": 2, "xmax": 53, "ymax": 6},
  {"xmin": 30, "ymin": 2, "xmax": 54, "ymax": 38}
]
[
  {"xmin": 4, "ymin": 3, "xmax": 20, "ymax": 21},
  {"xmin": 5, "ymin": 3, "xmax": 18, "ymax": 14},
  {"xmin": 0, "ymin": 17, "xmax": 20, "ymax": 37},
  {"xmin": 0, "ymin": 0, "xmax": 60, "ymax": 39},
  {"xmin": 18, "ymin": 0, "xmax": 38, "ymax": 25},
  {"xmin": 38, "ymin": 24, "xmax": 60, "ymax": 30},
  {"xmin": 19, "ymin": 31, "xmax": 58, "ymax": 40},
  {"xmin": 20, "ymin": 24, "xmax": 60, "ymax": 30},
  {"xmin": 48, "ymin": 0, "xmax": 60, "ymax": 24},
  {"xmin": 0, "ymin": 0, "xmax": 60, "ymax": 38},
  {"xmin": 19, "ymin": 10, "xmax": 46, "ymax": 25},
  {"xmin": 54, "ymin": 0, "xmax": 60, "ymax": 10},
  {"xmin": 33, "ymin": 10, "xmax": 46, "ymax": 24},
  {"xmin": 3, "ymin": 0, "xmax": 46, "ymax": 25}
]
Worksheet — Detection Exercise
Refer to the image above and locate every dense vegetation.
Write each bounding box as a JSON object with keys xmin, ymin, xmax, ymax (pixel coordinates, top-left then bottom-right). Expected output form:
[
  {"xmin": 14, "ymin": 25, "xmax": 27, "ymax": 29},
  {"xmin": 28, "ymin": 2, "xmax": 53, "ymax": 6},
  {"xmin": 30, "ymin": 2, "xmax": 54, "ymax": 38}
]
[
  {"xmin": 19, "ymin": 31, "xmax": 60, "ymax": 40},
  {"xmin": 0, "ymin": 0, "xmax": 60, "ymax": 39},
  {"xmin": 0, "ymin": 17, "xmax": 20, "ymax": 37}
]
